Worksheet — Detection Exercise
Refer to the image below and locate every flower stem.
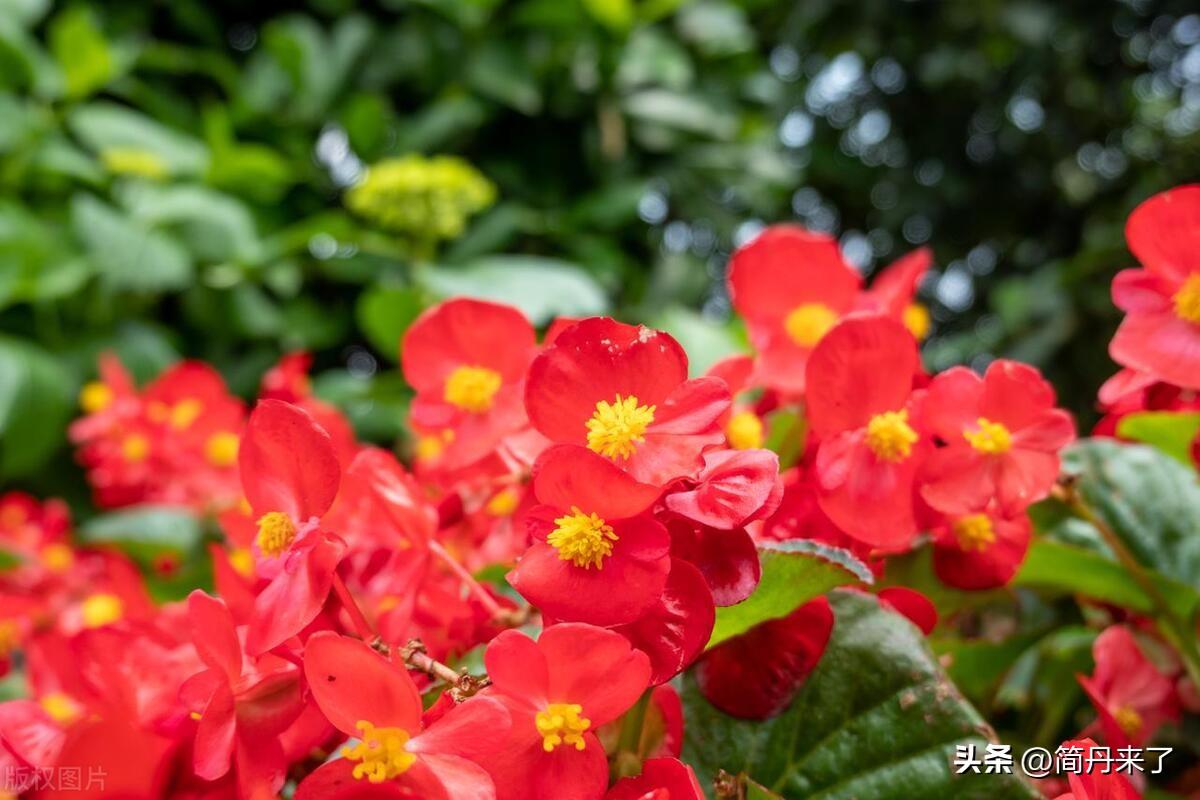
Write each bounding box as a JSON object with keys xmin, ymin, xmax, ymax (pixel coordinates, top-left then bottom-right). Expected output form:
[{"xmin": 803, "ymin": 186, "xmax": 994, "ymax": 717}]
[
  {"xmin": 332, "ymin": 572, "xmax": 375, "ymax": 641},
  {"xmin": 428, "ymin": 539, "xmax": 508, "ymax": 619},
  {"xmin": 613, "ymin": 689, "xmax": 651, "ymax": 779}
]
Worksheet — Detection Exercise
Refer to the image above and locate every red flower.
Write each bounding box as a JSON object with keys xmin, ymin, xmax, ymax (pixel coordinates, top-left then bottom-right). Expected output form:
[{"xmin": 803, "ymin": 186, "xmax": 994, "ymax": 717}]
[
  {"xmin": 180, "ymin": 591, "xmax": 305, "ymax": 797},
  {"xmin": 508, "ymin": 445, "xmax": 669, "ymax": 626},
  {"xmin": 403, "ymin": 299, "xmax": 538, "ymax": 470},
  {"xmin": 604, "ymin": 757, "xmax": 704, "ymax": 800},
  {"xmin": 239, "ymin": 400, "xmax": 346, "ymax": 654},
  {"xmin": 694, "ymin": 597, "xmax": 833, "ymax": 719},
  {"xmin": 805, "ymin": 316, "xmax": 926, "ymax": 549},
  {"xmin": 1077, "ymin": 626, "xmax": 1177, "ymax": 749},
  {"xmin": 479, "ymin": 623, "xmax": 651, "ymax": 800},
  {"xmin": 930, "ymin": 505, "xmax": 1031, "ymax": 591},
  {"xmin": 728, "ymin": 225, "xmax": 863, "ymax": 395},
  {"xmin": 1052, "ymin": 739, "xmax": 1140, "ymax": 800},
  {"xmin": 875, "ymin": 587, "xmax": 938, "ymax": 635},
  {"xmin": 663, "ymin": 448, "xmax": 781, "ymax": 530},
  {"xmin": 1109, "ymin": 184, "xmax": 1200, "ymax": 391},
  {"xmin": 612, "ymin": 558, "xmax": 715, "ymax": 684},
  {"xmin": 525, "ymin": 318, "xmax": 729, "ymax": 486},
  {"xmin": 298, "ymin": 632, "xmax": 508, "ymax": 800},
  {"xmin": 920, "ymin": 360, "xmax": 1075, "ymax": 515},
  {"xmin": 859, "ymin": 247, "xmax": 934, "ymax": 341}
]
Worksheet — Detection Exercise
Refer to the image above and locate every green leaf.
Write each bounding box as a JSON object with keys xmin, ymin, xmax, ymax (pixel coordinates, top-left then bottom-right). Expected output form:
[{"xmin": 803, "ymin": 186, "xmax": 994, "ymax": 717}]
[
  {"xmin": 82, "ymin": 506, "xmax": 203, "ymax": 553},
  {"xmin": 421, "ymin": 256, "xmax": 608, "ymax": 326},
  {"xmin": 117, "ymin": 183, "xmax": 262, "ymax": 264},
  {"xmin": 1061, "ymin": 438, "xmax": 1200, "ymax": 589},
  {"xmin": 0, "ymin": 335, "xmax": 71, "ymax": 478},
  {"xmin": 1116, "ymin": 411, "xmax": 1200, "ymax": 467},
  {"xmin": 581, "ymin": 0, "xmax": 635, "ymax": 32},
  {"xmin": 708, "ymin": 540, "xmax": 871, "ymax": 649},
  {"xmin": 683, "ymin": 591, "xmax": 1040, "ymax": 799},
  {"xmin": 356, "ymin": 285, "xmax": 428, "ymax": 361},
  {"xmin": 467, "ymin": 42, "xmax": 542, "ymax": 114},
  {"xmin": 48, "ymin": 6, "xmax": 113, "ymax": 99},
  {"xmin": 69, "ymin": 102, "xmax": 210, "ymax": 177},
  {"xmin": 71, "ymin": 193, "xmax": 193, "ymax": 291}
]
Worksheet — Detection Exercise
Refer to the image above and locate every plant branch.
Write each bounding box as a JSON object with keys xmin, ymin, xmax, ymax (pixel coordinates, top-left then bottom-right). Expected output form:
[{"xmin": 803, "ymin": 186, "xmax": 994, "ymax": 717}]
[{"xmin": 428, "ymin": 539, "xmax": 527, "ymax": 625}]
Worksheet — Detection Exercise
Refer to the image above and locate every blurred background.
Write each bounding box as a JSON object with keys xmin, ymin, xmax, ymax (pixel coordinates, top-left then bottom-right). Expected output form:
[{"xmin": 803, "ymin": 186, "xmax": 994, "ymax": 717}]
[{"xmin": 2, "ymin": 0, "xmax": 1200, "ymax": 502}]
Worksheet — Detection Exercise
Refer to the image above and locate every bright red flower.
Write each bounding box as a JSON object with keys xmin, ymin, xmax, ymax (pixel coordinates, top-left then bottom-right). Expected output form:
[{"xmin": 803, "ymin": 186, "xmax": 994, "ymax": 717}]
[
  {"xmin": 298, "ymin": 632, "xmax": 508, "ymax": 800},
  {"xmin": 875, "ymin": 587, "xmax": 938, "ymax": 635},
  {"xmin": 728, "ymin": 225, "xmax": 863, "ymax": 395},
  {"xmin": 665, "ymin": 518, "xmax": 760, "ymax": 607},
  {"xmin": 525, "ymin": 318, "xmax": 729, "ymax": 486},
  {"xmin": 403, "ymin": 299, "xmax": 538, "ymax": 470},
  {"xmin": 508, "ymin": 445, "xmax": 669, "ymax": 626},
  {"xmin": 1052, "ymin": 739, "xmax": 1140, "ymax": 800},
  {"xmin": 239, "ymin": 400, "xmax": 346, "ymax": 654},
  {"xmin": 930, "ymin": 505, "xmax": 1031, "ymax": 591},
  {"xmin": 1109, "ymin": 184, "xmax": 1200, "ymax": 391},
  {"xmin": 806, "ymin": 316, "xmax": 927, "ymax": 549},
  {"xmin": 662, "ymin": 448, "xmax": 781, "ymax": 530},
  {"xmin": 612, "ymin": 558, "xmax": 715, "ymax": 684},
  {"xmin": 480, "ymin": 623, "xmax": 651, "ymax": 800},
  {"xmin": 919, "ymin": 360, "xmax": 1075, "ymax": 515},
  {"xmin": 259, "ymin": 351, "xmax": 314, "ymax": 402},
  {"xmin": 179, "ymin": 591, "xmax": 305, "ymax": 796},
  {"xmin": 1077, "ymin": 626, "xmax": 1177, "ymax": 749},
  {"xmin": 859, "ymin": 247, "xmax": 934, "ymax": 341},
  {"xmin": 694, "ymin": 596, "xmax": 833, "ymax": 719},
  {"xmin": 603, "ymin": 757, "xmax": 704, "ymax": 800}
]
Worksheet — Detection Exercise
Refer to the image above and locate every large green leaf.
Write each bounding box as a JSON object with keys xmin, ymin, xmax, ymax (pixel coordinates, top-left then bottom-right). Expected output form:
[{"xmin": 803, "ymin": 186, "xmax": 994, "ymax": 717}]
[
  {"xmin": 1060, "ymin": 439, "xmax": 1200, "ymax": 589},
  {"xmin": 684, "ymin": 591, "xmax": 1040, "ymax": 800},
  {"xmin": 708, "ymin": 540, "xmax": 872, "ymax": 649},
  {"xmin": 1116, "ymin": 411, "xmax": 1200, "ymax": 467},
  {"xmin": 82, "ymin": 506, "xmax": 203, "ymax": 553},
  {"xmin": 355, "ymin": 284, "xmax": 428, "ymax": 361},
  {"xmin": 71, "ymin": 193, "xmax": 193, "ymax": 291},
  {"xmin": 0, "ymin": 335, "xmax": 71, "ymax": 477},
  {"xmin": 421, "ymin": 256, "xmax": 608, "ymax": 325},
  {"xmin": 68, "ymin": 102, "xmax": 209, "ymax": 176},
  {"xmin": 116, "ymin": 183, "xmax": 262, "ymax": 264}
]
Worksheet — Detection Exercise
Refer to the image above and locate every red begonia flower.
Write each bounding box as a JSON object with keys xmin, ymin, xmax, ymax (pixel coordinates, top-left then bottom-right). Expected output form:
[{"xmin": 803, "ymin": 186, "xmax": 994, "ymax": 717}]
[
  {"xmin": 525, "ymin": 318, "xmax": 729, "ymax": 486},
  {"xmin": 603, "ymin": 757, "xmax": 704, "ymax": 800},
  {"xmin": 1077, "ymin": 626, "xmax": 1178, "ymax": 749},
  {"xmin": 694, "ymin": 596, "xmax": 833, "ymax": 720},
  {"xmin": 806, "ymin": 316, "xmax": 927, "ymax": 549},
  {"xmin": 613, "ymin": 558, "xmax": 715, "ymax": 684},
  {"xmin": 403, "ymin": 298, "xmax": 538, "ymax": 470},
  {"xmin": 666, "ymin": 519, "xmax": 760, "ymax": 607},
  {"xmin": 859, "ymin": 246, "xmax": 934, "ymax": 341},
  {"xmin": 663, "ymin": 448, "xmax": 781, "ymax": 530},
  {"xmin": 757, "ymin": 469, "xmax": 882, "ymax": 574},
  {"xmin": 728, "ymin": 226, "xmax": 863, "ymax": 395},
  {"xmin": 480, "ymin": 623, "xmax": 652, "ymax": 800},
  {"xmin": 508, "ymin": 445, "xmax": 669, "ymax": 626},
  {"xmin": 920, "ymin": 360, "xmax": 1075, "ymax": 515},
  {"xmin": 239, "ymin": 400, "xmax": 346, "ymax": 654},
  {"xmin": 1108, "ymin": 184, "xmax": 1200, "ymax": 390},
  {"xmin": 1052, "ymin": 739, "xmax": 1140, "ymax": 800},
  {"xmin": 930, "ymin": 506, "xmax": 1031, "ymax": 591},
  {"xmin": 299, "ymin": 632, "xmax": 508, "ymax": 800}
]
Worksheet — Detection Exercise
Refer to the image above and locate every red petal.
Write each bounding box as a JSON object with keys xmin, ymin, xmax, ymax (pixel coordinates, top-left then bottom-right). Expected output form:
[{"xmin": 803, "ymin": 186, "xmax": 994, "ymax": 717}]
[
  {"xmin": 667, "ymin": 521, "xmax": 760, "ymax": 606},
  {"xmin": 409, "ymin": 696, "xmax": 511, "ymax": 760},
  {"xmin": 604, "ymin": 757, "xmax": 704, "ymax": 800},
  {"xmin": 193, "ymin": 682, "xmax": 237, "ymax": 780},
  {"xmin": 533, "ymin": 445, "xmax": 661, "ymax": 520},
  {"xmin": 877, "ymin": 587, "xmax": 938, "ymax": 634},
  {"xmin": 978, "ymin": 360, "xmax": 1058, "ymax": 431},
  {"xmin": 1125, "ymin": 184, "xmax": 1200, "ymax": 283},
  {"xmin": 246, "ymin": 533, "xmax": 344, "ymax": 654},
  {"xmin": 187, "ymin": 591, "xmax": 242, "ymax": 684},
  {"xmin": 922, "ymin": 367, "xmax": 984, "ymax": 442},
  {"xmin": 1109, "ymin": 308, "xmax": 1200, "ymax": 391},
  {"xmin": 402, "ymin": 298, "xmax": 536, "ymax": 392},
  {"xmin": 240, "ymin": 399, "xmax": 341, "ymax": 521},
  {"xmin": 664, "ymin": 448, "xmax": 780, "ymax": 529},
  {"xmin": 613, "ymin": 559, "xmax": 715, "ymax": 685},
  {"xmin": 295, "ymin": 758, "xmax": 411, "ymax": 799},
  {"xmin": 539, "ymin": 623, "xmax": 652, "ymax": 727},
  {"xmin": 728, "ymin": 225, "xmax": 861, "ymax": 321},
  {"xmin": 303, "ymin": 632, "xmax": 423, "ymax": 736},
  {"xmin": 484, "ymin": 630, "xmax": 550, "ymax": 709},
  {"xmin": 932, "ymin": 513, "xmax": 1030, "ymax": 591}
]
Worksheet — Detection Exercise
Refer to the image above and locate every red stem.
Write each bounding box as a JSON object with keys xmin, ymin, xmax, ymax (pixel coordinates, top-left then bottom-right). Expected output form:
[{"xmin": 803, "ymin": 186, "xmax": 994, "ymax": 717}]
[
  {"xmin": 332, "ymin": 572, "xmax": 375, "ymax": 640},
  {"xmin": 427, "ymin": 539, "xmax": 506, "ymax": 618}
]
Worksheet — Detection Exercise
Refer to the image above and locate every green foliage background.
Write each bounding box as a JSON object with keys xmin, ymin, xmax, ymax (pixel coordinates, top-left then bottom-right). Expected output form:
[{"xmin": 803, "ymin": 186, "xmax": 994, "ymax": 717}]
[{"xmin": 3, "ymin": 0, "xmax": 1200, "ymax": 501}]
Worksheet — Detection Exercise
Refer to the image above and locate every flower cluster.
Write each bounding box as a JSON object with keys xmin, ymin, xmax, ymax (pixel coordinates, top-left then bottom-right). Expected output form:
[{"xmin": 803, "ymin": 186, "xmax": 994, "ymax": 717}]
[
  {"xmin": 2, "ymin": 185, "xmax": 1198, "ymax": 799},
  {"xmin": 345, "ymin": 155, "xmax": 496, "ymax": 240}
]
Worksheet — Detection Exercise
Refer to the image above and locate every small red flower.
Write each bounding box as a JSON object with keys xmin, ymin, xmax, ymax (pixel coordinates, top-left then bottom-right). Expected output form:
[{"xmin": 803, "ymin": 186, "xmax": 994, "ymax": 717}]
[
  {"xmin": 1077, "ymin": 626, "xmax": 1177, "ymax": 749},
  {"xmin": 859, "ymin": 247, "xmax": 934, "ymax": 341},
  {"xmin": 930, "ymin": 505, "xmax": 1031, "ymax": 591},
  {"xmin": 1052, "ymin": 739, "xmax": 1140, "ymax": 800},
  {"xmin": 728, "ymin": 225, "xmax": 863, "ymax": 395},
  {"xmin": 604, "ymin": 757, "xmax": 704, "ymax": 800},
  {"xmin": 508, "ymin": 445, "xmax": 669, "ymax": 626},
  {"xmin": 806, "ymin": 316, "xmax": 926, "ymax": 549},
  {"xmin": 479, "ymin": 623, "xmax": 652, "ymax": 800},
  {"xmin": 920, "ymin": 360, "xmax": 1075, "ymax": 515},
  {"xmin": 662, "ymin": 448, "xmax": 781, "ymax": 530},
  {"xmin": 525, "ymin": 318, "xmax": 729, "ymax": 486},
  {"xmin": 403, "ymin": 299, "xmax": 538, "ymax": 470},
  {"xmin": 298, "ymin": 632, "xmax": 508, "ymax": 800},
  {"xmin": 1109, "ymin": 184, "xmax": 1200, "ymax": 391},
  {"xmin": 239, "ymin": 400, "xmax": 346, "ymax": 654}
]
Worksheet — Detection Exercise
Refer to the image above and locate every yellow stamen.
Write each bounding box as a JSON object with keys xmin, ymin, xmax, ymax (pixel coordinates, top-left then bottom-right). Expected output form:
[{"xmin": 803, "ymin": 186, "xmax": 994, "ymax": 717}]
[
  {"xmin": 342, "ymin": 720, "xmax": 416, "ymax": 783},
  {"xmin": 586, "ymin": 395, "xmax": 655, "ymax": 460},
  {"xmin": 535, "ymin": 703, "xmax": 590, "ymax": 752},
  {"xmin": 1174, "ymin": 274, "xmax": 1200, "ymax": 324},
  {"xmin": 951, "ymin": 513, "xmax": 996, "ymax": 552},
  {"xmin": 548, "ymin": 507, "xmax": 618, "ymax": 569},
  {"xmin": 1114, "ymin": 705, "xmax": 1143, "ymax": 737},
  {"xmin": 228, "ymin": 546, "xmax": 255, "ymax": 579},
  {"xmin": 40, "ymin": 543, "xmax": 75, "ymax": 573},
  {"xmin": 415, "ymin": 429, "xmax": 453, "ymax": 461},
  {"xmin": 784, "ymin": 303, "xmax": 839, "ymax": 348},
  {"xmin": 486, "ymin": 488, "xmax": 520, "ymax": 517},
  {"xmin": 169, "ymin": 399, "xmax": 203, "ymax": 430},
  {"xmin": 903, "ymin": 303, "xmax": 932, "ymax": 340},
  {"xmin": 444, "ymin": 365, "xmax": 502, "ymax": 413},
  {"xmin": 964, "ymin": 418, "xmax": 1012, "ymax": 455},
  {"xmin": 256, "ymin": 512, "xmax": 296, "ymax": 558},
  {"xmin": 725, "ymin": 410, "xmax": 764, "ymax": 450},
  {"xmin": 865, "ymin": 409, "xmax": 918, "ymax": 462},
  {"xmin": 205, "ymin": 432, "xmax": 240, "ymax": 468},
  {"xmin": 121, "ymin": 433, "xmax": 150, "ymax": 463},
  {"xmin": 79, "ymin": 381, "xmax": 114, "ymax": 413},
  {"xmin": 81, "ymin": 593, "xmax": 123, "ymax": 628},
  {"xmin": 40, "ymin": 692, "xmax": 82, "ymax": 725}
]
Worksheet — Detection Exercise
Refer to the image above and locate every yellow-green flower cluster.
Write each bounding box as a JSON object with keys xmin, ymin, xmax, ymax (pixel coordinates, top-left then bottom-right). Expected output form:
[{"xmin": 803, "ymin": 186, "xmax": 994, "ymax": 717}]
[{"xmin": 345, "ymin": 155, "xmax": 496, "ymax": 240}]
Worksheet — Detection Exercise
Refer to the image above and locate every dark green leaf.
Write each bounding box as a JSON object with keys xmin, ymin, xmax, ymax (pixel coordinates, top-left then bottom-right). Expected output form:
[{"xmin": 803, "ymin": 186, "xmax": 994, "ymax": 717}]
[{"xmin": 0, "ymin": 335, "xmax": 71, "ymax": 478}]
